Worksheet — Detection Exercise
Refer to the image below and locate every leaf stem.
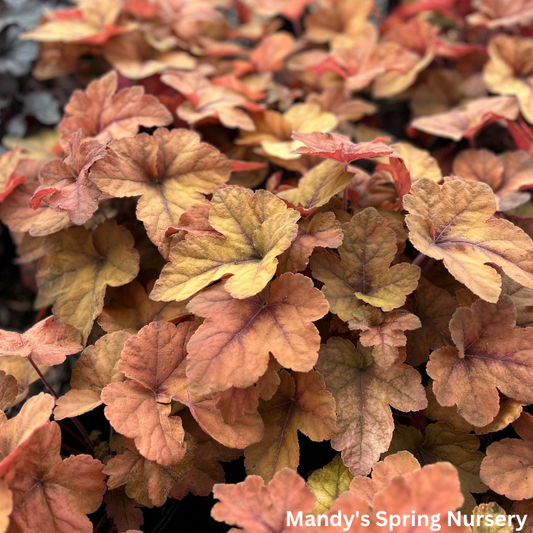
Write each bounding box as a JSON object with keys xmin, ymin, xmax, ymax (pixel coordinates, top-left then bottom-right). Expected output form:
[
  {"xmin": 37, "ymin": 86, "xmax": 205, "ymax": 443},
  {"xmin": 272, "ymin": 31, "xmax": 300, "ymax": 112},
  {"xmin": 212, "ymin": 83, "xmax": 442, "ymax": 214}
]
[
  {"xmin": 70, "ymin": 418, "xmax": 95, "ymax": 453},
  {"xmin": 421, "ymin": 258, "xmax": 436, "ymax": 276},
  {"xmin": 27, "ymin": 354, "xmax": 58, "ymax": 399},
  {"xmin": 93, "ymin": 512, "xmax": 107, "ymax": 533},
  {"xmin": 292, "ymin": 17, "xmax": 302, "ymax": 38},
  {"xmin": 34, "ymin": 306, "xmax": 50, "ymax": 324},
  {"xmin": 27, "ymin": 355, "xmax": 95, "ymax": 452},
  {"xmin": 411, "ymin": 253, "xmax": 426, "ymax": 267},
  {"xmin": 57, "ymin": 421, "xmax": 91, "ymax": 450}
]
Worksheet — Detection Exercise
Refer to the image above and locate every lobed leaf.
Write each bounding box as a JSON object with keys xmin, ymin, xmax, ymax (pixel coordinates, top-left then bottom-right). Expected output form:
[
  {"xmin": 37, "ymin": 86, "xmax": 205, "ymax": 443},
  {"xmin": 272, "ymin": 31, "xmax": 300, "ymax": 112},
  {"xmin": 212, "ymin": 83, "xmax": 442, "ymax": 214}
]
[
  {"xmin": 317, "ymin": 337, "xmax": 426, "ymax": 475},
  {"xmin": 185, "ymin": 272, "xmax": 328, "ymax": 395},
  {"xmin": 404, "ymin": 178, "xmax": 533, "ymax": 302},
  {"xmin": 151, "ymin": 186, "xmax": 300, "ymax": 302}
]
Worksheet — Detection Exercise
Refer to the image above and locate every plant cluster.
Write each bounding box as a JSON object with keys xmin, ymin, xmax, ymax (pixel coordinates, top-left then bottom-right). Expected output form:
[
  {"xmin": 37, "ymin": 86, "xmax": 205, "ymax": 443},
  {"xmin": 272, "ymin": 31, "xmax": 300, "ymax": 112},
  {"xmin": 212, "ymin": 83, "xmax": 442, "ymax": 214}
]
[{"xmin": 2, "ymin": 0, "xmax": 533, "ymax": 531}]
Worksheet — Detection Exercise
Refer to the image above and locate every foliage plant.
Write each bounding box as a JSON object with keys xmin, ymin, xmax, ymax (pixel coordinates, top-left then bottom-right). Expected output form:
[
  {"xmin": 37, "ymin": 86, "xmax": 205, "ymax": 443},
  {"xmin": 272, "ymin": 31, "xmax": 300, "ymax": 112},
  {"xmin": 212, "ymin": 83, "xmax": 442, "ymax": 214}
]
[{"xmin": 2, "ymin": 0, "xmax": 533, "ymax": 531}]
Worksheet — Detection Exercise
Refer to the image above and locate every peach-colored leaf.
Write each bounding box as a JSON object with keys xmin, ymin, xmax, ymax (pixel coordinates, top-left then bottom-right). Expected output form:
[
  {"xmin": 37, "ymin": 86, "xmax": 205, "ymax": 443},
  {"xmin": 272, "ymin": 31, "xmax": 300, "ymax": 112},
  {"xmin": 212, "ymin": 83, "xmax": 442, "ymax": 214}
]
[
  {"xmin": 292, "ymin": 132, "xmax": 399, "ymax": 170},
  {"xmin": 244, "ymin": 370, "xmax": 336, "ymax": 481},
  {"xmin": 250, "ymin": 32, "xmax": 295, "ymax": 73},
  {"xmin": 411, "ymin": 96, "xmax": 519, "ymax": 141},
  {"xmin": 467, "ymin": 0, "xmax": 533, "ymax": 28},
  {"xmin": 161, "ymin": 71, "xmax": 258, "ymax": 131},
  {"xmin": 104, "ymin": 447, "xmax": 179, "ymax": 508},
  {"xmin": 404, "ymin": 178, "xmax": 533, "ymax": 302},
  {"xmin": 54, "ymin": 331, "xmax": 130, "ymax": 420},
  {"xmin": 366, "ymin": 462, "xmax": 468, "ymax": 533},
  {"xmin": 481, "ymin": 412, "xmax": 533, "ymax": 500},
  {"xmin": 311, "ymin": 208, "xmax": 420, "ymax": 318},
  {"xmin": 427, "ymin": 296, "xmax": 533, "ymax": 427},
  {"xmin": 349, "ymin": 451, "xmax": 420, "ymax": 504},
  {"xmin": 20, "ymin": 0, "xmax": 125, "ymax": 44},
  {"xmin": 185, "ymin": 272, "xmax": 328, "ymax": 395},
  {"xmin": 484, "ymin": 35, "xmax": 533, "ymax": 125},
  {"xmin": 184, "ymin": 393, "xmax": 264, "ymax": 449},
  {"xmin": 385, "ymin": 423, "xmax": 486, "ymax": 512},
  {"xmin": 0, "ymin": 317, "xmax": 81, "ymax": 366},
  {"xmin": 453, "ymin": 149, "xmax": 533, "ymax": 211},
  {"xmin": 317, "ymin": 337, "xmax": 426, "ymax": 475},
  {"xmin": 213, "ymin": 359, "xmax": 281, "ymax": 424},
  {"xmin": 30, "ymin": 131, "xmax": 106, "ymax": 225},
  {"xmin": 6, "ymin": 421, "xmax": 106, "ymax": 533},
  {"xmin": 0, "ymin": 178, "xmax": 70, "ymax": 237},
  {"xmin": 349, "ymin": 308, "xmax": 421, "ymax": 370},
  {"xmin": 0, "ymin": 393, "xmax": 54, "ymax": 478},
  {"xmin": 101, "ymin": 322, "xmax": 194, "ymax": 467},
  {"xmin": 0, "ymin": 148, "xmax": 24, "ymax": 203},
  {"xmin": 59, "ymin": 71, "xmax": 172, "ymax": 144},
  {"xmin": 90, "ymin": 128, "xmax": 231, "ymax": 253},
  {"xmin": 0, "ymin": 479, "xmax": 12, "ymax": 533},
  {"xmin": 211, "ymin": 467, "xmax": 316, "ymax": 533},
  {"xmin": 277, "ymin": 212, "xmax": 343, "ymax": 274}
]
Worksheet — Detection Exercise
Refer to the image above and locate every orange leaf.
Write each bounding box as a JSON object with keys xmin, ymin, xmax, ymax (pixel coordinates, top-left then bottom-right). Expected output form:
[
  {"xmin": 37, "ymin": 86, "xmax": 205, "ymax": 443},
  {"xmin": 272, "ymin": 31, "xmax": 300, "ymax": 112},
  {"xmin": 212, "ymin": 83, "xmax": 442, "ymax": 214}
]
[
  {"xmin": 428, "ymin": 296, "xmax": 533, "ymax": 427},
  {"xmin": 6, "ymin": 421, "xmax": 106, "ymax": 533},
  {"xmin": 185, "ymin": 272, "xmax": 329, "ymax": 395},
  {"xmin": 0, "ymin": 317, "xmax": 81, "ymax": 366},
  {"xmin": 54, "ymin": 331, "xmax": 130, "ymax": 420},
  {"xmin": 317, "ymin": 337, "xmax": 426, "ymax": 475},
  {"xmin": 481, "ymin": 412, "xmax": 533, "ymax": 500},
  {"xmin": 0, "ymin": 393, "xmax": 54, "ymax": 478},
  {"xmin": 59, "ymin": 71, "xmax": 172, "ymax": 144},
  {"xmin": 404, "ymin": 177, "xmax": 533, "ymax": 302},
  {"xmin": 211, "ymin": 467, "xmax": 316, "ymax": 533},
  {"xmin": 244, "ymin": 370, "xmax": 336, "ymax": 481},
  {"xmin": 101, "ymin": 322, "xmax": 194, "ymax": 467},
  {"xmin": 0, "ymin": 148, "xmax": 25, "ymax": 203},
  {"xmin": 90, "ymin": 128, "xmax": 231, "ymax": 253},
  {"xmin": 30, "ymin": 131, "xmax": 106, "ymax": 225}
]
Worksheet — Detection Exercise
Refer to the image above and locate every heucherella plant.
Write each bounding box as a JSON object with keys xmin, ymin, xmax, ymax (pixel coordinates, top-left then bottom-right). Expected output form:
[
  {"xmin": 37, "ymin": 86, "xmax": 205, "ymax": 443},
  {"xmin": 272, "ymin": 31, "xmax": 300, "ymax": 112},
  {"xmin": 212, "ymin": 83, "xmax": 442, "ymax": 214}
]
[{"xmin": 0, "ymin": 0, "xmax": 532, "ymax": 530}]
